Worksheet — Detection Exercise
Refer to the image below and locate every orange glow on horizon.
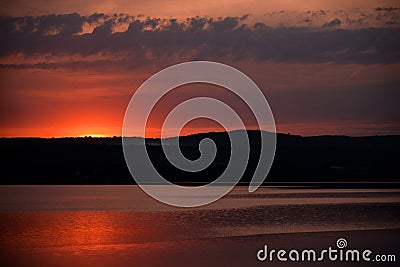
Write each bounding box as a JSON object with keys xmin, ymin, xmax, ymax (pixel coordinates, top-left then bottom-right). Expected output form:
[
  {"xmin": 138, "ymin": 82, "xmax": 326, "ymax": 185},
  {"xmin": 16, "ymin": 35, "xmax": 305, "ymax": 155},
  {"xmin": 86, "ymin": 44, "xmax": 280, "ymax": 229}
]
[
  {"xmin": 2, "ymin": 59, "xmax": 399, "ymax": 138},
  {"xmin": 2, "ymin": 121, "xmax": 399, "ymax": 138}
]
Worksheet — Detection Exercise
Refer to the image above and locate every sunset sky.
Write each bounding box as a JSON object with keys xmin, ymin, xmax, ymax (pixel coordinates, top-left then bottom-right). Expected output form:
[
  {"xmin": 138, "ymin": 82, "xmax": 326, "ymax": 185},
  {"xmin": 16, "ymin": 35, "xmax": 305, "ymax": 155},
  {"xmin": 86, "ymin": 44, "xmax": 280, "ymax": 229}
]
[{"xmin": 0, "ymin": 0, "xmax": 399, "ymax": 137}]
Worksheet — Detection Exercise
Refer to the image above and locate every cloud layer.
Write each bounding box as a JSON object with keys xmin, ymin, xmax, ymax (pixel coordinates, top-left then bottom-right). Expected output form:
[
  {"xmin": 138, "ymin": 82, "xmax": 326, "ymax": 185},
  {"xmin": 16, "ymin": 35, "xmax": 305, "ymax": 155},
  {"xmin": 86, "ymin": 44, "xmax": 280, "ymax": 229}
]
[{"xmin": 1, "ymin": 12, "xmax": 400, "ymax": 70}]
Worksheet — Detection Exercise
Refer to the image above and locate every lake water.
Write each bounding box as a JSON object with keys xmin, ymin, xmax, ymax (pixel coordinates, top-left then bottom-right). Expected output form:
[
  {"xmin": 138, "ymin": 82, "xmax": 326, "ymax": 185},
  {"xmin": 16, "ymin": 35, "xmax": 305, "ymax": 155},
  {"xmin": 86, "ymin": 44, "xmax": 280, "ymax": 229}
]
[{"xmin": 1, "ymin": 185, "xmax": 399, "ymax": 266}]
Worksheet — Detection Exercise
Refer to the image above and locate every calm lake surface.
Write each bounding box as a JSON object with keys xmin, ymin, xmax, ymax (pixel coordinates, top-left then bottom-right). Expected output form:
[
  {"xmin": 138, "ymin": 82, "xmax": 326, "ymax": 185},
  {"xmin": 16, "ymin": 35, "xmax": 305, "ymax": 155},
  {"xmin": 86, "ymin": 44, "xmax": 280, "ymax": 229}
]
[{"xmin": 1, "ymin": 185, "xmax": 399, "ymax": 266}]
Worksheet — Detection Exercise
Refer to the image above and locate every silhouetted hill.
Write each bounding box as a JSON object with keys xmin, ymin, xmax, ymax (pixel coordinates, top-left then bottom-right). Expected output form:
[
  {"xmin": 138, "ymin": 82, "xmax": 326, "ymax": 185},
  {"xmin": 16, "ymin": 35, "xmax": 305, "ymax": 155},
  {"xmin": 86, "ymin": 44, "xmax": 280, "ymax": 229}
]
[{"xmin": 1, "ymin": 131, "xmax": 399, "ymax": 187}]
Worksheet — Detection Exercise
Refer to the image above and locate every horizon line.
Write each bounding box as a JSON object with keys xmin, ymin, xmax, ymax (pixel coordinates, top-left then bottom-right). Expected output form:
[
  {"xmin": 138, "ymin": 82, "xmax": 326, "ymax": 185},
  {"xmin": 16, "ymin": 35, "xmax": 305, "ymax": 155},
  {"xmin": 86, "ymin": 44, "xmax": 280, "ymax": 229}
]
[{"xmin": 1, "ymin": 129, "xmax": 399, "ymax": 139}]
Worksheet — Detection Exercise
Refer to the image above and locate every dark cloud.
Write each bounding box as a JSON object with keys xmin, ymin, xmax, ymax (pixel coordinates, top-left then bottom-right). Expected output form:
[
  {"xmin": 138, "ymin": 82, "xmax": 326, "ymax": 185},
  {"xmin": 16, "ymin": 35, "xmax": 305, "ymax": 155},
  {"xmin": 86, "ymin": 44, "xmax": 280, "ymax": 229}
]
[
  {"xmin": 322, "ymin": 18, "xmax": 341, "ymax": 28},
  {"xmin": 1, "ymin": 13, "xmax": 400, "ymax": 69},
  {"xmin": 374, "ymin": 7, "xmax": 400, "ymax": 12},
  {"xmin": 92, "ymin": 19, "xmax": 114, "ymax": 36}
]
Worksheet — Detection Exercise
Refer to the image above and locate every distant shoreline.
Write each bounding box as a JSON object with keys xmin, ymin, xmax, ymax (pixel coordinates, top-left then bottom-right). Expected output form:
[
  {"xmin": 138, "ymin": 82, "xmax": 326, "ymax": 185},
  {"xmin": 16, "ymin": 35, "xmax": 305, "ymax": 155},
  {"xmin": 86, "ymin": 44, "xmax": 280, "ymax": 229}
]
[{"xmin": 2, "ymin": 130, "xmax": 399, "ymax": 185}]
